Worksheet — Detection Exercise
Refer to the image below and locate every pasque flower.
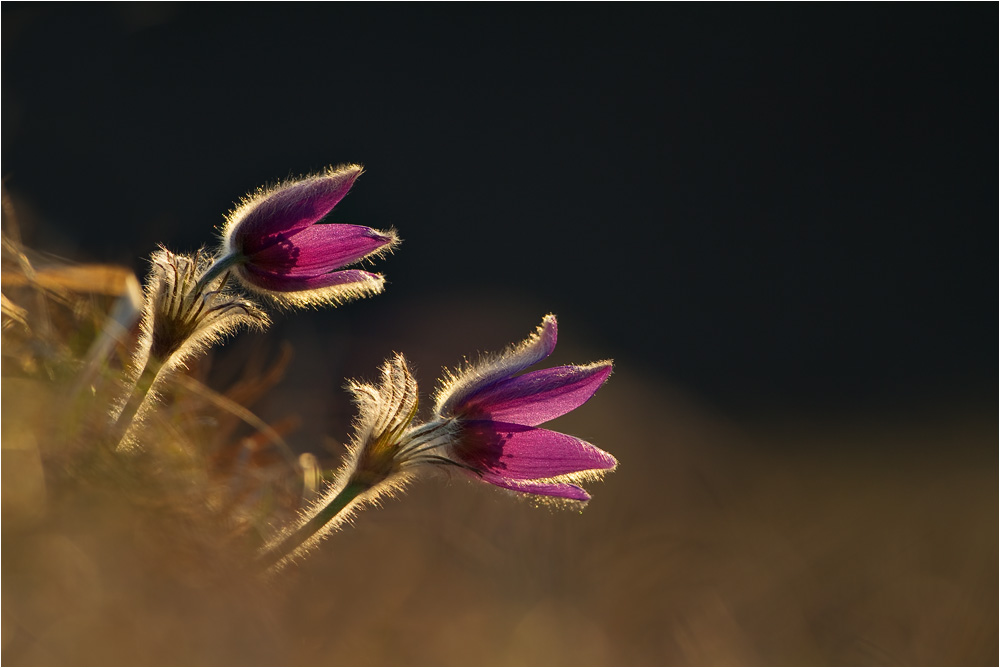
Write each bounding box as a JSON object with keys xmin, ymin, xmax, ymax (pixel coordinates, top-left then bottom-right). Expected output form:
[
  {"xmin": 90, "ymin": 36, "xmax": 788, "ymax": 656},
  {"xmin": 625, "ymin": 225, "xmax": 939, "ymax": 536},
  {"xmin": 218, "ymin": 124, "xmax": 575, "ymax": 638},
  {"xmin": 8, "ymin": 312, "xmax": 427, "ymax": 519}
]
[
  {"xmin": 432, "ymin": 314, "xmax": 617, "ymax": 502},
  {"xmin": 204, "ymin": 164, "xmax": 398, "ymax": 308},
  {"xmin": 262, "ymin": 354, "xmax": 455, "ymax": 568},
  {"xmin": 112, "ymin": 248, "xmax": 268, "ymax": 449},
  {"xmin": 260, "ymin": 315, "xmax": 617, "ymax": 569},
  {"xmin": 142, "ymin": 249, "xmax": 268, "ymax": 370}
]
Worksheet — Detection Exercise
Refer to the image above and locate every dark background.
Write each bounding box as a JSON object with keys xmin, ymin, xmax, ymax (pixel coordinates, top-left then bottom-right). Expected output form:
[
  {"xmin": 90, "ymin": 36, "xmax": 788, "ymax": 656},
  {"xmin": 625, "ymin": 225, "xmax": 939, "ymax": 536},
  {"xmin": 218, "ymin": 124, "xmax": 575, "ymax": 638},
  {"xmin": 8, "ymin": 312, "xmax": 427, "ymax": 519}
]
[
  {"xmin": 2, "ymin": 4, "xmax": 997, "ymax": 666},
  {"xmin": 3, "ymin": 3, "xmax": 995, "ymax": 417}
]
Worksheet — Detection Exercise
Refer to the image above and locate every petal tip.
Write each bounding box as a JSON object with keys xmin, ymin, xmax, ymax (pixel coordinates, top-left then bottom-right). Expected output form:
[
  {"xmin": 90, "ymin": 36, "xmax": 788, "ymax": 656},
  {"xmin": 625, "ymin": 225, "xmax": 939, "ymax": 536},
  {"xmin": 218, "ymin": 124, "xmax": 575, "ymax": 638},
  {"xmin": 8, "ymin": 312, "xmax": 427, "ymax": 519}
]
[
  {"xmin": 537, "ymin": 314, "xmax": 558, "ymax": 355},
  {"xmin": 326, "ymin": 163, "xmax": 364, "ymax": 180},
  {"xmin": 373, "ymin": 227, "xmax": 401, "ymax": 252}
]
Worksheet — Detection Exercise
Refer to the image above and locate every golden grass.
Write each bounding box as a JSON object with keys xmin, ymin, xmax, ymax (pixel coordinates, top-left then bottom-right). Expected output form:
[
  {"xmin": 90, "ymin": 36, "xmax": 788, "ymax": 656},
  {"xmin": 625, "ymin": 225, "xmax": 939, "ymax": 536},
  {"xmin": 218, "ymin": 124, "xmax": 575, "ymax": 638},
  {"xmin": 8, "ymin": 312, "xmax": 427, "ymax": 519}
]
[{"xmin": 2, "ymin": 228, "xmax": 995, "ymax": 664}]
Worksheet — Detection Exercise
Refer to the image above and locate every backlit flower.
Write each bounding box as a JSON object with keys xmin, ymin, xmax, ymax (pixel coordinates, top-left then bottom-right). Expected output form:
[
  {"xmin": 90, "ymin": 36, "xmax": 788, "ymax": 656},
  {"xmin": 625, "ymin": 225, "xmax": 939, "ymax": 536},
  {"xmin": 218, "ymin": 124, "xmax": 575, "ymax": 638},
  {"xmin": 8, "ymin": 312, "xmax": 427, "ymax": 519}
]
[
  {"xmin": 211, "ymin": 164, "xmax": 398, "ymax": 308},
  {"xmin": 262, "ymin": 354, "xmax": 455, "ymax": 567},
  {"xmin": 261, "ymin": 318, "xmax": 616, "ymax": 568},
  {"xmin": 112, "ymin": 248, "xmax": 268, "ymax": 449},
  {"xmin": 341, "ymin": 353, "xmax": 423, "ymax": 491},
  {"xmin": 432, "ymin": 315, "xmax": 617, "ymax": 502}
]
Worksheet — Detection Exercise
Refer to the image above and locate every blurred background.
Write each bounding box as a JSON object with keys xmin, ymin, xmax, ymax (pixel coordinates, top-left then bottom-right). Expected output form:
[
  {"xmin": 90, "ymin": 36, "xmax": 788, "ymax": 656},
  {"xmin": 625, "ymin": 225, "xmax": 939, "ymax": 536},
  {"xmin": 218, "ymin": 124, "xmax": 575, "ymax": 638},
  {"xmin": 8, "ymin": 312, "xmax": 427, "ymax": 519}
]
[{"xmin": 2, "ymin": 4, "xmax": 995, "ymax": 665}]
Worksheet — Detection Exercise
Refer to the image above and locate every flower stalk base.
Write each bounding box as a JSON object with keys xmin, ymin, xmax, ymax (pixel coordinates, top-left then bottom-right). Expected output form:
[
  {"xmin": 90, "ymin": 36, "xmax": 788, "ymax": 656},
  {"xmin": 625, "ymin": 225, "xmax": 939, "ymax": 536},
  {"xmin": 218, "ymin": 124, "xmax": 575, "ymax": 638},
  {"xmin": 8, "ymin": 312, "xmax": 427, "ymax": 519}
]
[{"xmin": 259, "ymin": 480, "xmax": 370, "ymax": 570}]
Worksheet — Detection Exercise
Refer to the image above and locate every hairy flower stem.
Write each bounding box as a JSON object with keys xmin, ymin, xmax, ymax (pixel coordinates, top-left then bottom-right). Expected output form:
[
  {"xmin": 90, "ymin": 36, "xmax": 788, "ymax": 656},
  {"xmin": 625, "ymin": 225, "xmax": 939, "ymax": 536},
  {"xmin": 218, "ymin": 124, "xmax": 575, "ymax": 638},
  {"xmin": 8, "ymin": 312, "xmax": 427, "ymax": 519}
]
[
  {"xmin": 193, "ymin": 252, "xmax": 244, "ymax": 294},
  {"xmin": 259, "ymin": 480, "xmax": 370, "ymax": 571},
  {"xmin": 112, "ymin": 356, "xmax": 168, "ymax": 451}
]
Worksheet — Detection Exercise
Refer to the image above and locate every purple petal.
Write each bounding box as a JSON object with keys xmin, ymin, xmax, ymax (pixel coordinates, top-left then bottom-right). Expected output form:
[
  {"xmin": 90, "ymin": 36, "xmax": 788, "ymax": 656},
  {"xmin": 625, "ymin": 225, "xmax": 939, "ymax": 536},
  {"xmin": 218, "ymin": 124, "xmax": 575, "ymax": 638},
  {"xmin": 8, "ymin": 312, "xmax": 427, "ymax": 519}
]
[
  {"xmin": 476, "ymin": 474, "xmax": 592, "ymax": 501},
  {"xmin": 246, "ymin": 224, "xmax": 395, "ymax": 276},
  {"xmin": 434, "ymin": 315, "xmax": 558, "ymax": 418},
  {"xmin": 229, "ymin": 166, "xmax": 362, "ymax": 255},
  {"xmin": 453, "ymin": 421, "xmax": 617, "ymax": 480},
  {"xmin": 459, "ymin": 362, "xmax": 612, "ymax": 426},
  {"xmin": 238, "ymin": 265, "xmax": 383, "ymax": 293}
]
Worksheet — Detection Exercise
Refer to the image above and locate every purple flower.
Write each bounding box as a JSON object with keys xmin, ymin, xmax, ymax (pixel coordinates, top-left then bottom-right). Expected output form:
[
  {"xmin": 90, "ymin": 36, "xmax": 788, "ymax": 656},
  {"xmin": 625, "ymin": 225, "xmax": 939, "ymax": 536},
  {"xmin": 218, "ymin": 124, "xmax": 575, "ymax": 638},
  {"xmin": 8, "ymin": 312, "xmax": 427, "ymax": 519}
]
[
  {"xmin": 261, "ymin": 317, "xmax": 616, "ymax": 567},
  {"xmin": 215, "ymin": 164, "xmax": 398, "ymax": 307},
  {"xmin": 433, "ymin": 315, "xmax": 617, "ymax": 502}
]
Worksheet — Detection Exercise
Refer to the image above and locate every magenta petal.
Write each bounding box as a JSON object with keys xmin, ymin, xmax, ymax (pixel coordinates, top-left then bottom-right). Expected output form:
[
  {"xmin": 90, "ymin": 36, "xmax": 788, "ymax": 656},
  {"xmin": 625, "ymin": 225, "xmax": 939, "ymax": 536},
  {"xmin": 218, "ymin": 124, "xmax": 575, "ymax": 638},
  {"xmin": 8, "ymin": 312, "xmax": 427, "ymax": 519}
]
[
  {"xmin": 239, "ymin": 265, "xmax": 382, "ymax": 293},
  {"xmin": 477, "ymin": 474, "xmax": 592, "ymax": 501},
  {"xmin": 454, "ymin": 421, "xmax": 617, "ymax": 480},
  {"xmin": 235, "ymin": 167, "xmax": 362, "ymax": 255},
  {"xmin": 247, "ymin": 224, "xmax": 394, "ymax": 276},
  {"xmin": 435, "ymin": 315, "xmax": 558, "ymax": 418},
  {"xmin": 460, "ymin": 363, "xmax": 611, "ymax": 426}
]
